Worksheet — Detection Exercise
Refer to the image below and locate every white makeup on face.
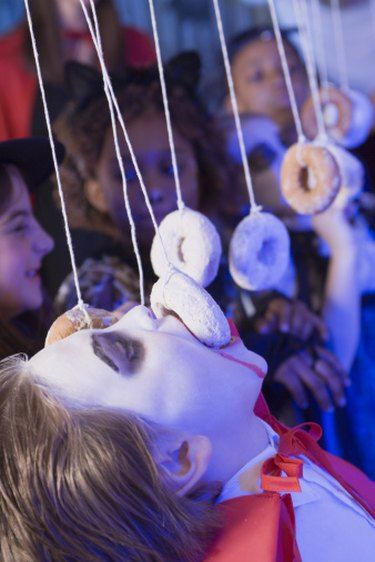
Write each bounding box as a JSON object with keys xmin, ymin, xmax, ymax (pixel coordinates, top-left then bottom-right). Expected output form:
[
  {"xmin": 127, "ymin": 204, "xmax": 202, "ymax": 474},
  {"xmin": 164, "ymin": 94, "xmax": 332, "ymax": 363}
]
[{"xmin": 29, "ymin": 306, "xmax": 267, "ymax": 437}]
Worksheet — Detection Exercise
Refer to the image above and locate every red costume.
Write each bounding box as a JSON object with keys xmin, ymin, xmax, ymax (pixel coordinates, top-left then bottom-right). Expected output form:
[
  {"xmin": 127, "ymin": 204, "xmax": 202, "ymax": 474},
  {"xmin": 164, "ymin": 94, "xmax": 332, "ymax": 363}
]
[{"xmin": 205, "ymin": 323, "xmax": 375, "ymax": 561}]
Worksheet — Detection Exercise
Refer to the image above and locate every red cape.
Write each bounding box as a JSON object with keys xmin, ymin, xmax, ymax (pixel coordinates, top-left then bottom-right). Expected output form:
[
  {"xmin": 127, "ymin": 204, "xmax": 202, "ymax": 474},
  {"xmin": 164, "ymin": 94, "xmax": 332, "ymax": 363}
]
[
  {"xmin": 205, "ymin": 322, "xmax": 375, "ymax": 561},
  {"xmin": 204, "ymin": 394, "xmax": 375, "ymax": 562}
]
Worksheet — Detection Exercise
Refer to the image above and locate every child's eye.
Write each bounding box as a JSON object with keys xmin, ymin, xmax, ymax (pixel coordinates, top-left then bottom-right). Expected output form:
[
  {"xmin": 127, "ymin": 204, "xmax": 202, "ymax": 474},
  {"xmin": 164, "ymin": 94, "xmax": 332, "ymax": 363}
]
[
  {"xmin": 124, "ymin": 167, "xmax": 137, "ymax": 182},
  {"xmin": 248, "ymin": 70, "xmax": 264, "ymax": 83},
  {"xmin": 11, "ymin": 222, "xmax": 30, "ymax": 234},
  {"xmin": 161, "ymin": 162, "xmax": 185, "ymax": 178},
  {"xmin": 161, "ymin": 163, "xmax": 175, "ymax": 177}
]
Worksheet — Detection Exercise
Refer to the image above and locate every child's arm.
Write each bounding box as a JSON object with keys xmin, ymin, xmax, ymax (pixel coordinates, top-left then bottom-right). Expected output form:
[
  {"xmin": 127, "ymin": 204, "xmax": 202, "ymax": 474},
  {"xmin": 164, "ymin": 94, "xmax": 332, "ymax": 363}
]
[{"xmin": 312, "ymin": 207, "xmax": 360, "ymax": 371}]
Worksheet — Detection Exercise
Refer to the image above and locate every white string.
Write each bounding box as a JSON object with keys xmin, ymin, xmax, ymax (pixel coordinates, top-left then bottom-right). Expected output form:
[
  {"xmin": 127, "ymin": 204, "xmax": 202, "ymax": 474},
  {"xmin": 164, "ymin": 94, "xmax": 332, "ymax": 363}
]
[
  {"xmin": 330, "ymin": 0, "xmax": 349, "ymax": 91},
  {"xmin": 23, "ymin": 0, "xmax": 88, "ymax": 317},
  {"xmin": 293, "ymin": 0, "xmax": 328, "ymax": 142},
  {"xmin": 80, "ymin": 0, "xmax": 146, "ymax": 305},
  {"xmin": 147, "ymin": 0, "xmax": 184, "ymax": 211},
  {"xmin": 81, "ymin": 0, "xmax": 171, "ymax": 269},
  {"xmin": 212, "ymin": 0, "xmax": 261, "ymax": 214},
  {"xmin": 267, "ymin": 0, "xmax": 306, "ymax": 143},
  {"xmin": 311, "ymin": 0, "xmax": 329, "ymax": 91}
]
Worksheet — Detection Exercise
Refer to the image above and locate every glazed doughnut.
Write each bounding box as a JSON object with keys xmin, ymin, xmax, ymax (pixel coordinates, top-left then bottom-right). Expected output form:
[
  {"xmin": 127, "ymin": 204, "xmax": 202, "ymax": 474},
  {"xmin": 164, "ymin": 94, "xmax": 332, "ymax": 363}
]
[
  {"xmin": 281, "ymin": 142, "xmax": 341, "ymax": 214},
  {"xmin": 45, "ymin": 306, "xmax": 118, "ymax": 346},
  {"xmin": 150, "ymin": 269, "xmax": 230, "ymax": 348},
  {"xmin": 229, "ymin": 212, "xmax": 290, "ymax": 291},
  {"xmin": 151, "ymin": 207, "xmax": 222, "ymax": 287},
  {"xmin": 326, "ymin": 144, "xmax": 364, "ymax": 208},
  {"xmin": 302, "ymin": 87, "xmax": 373, "ymax": 148}
]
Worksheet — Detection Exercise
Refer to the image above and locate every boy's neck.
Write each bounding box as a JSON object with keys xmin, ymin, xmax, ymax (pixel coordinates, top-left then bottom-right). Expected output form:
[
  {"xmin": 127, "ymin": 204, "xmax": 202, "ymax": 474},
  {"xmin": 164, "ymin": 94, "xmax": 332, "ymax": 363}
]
[{"xmin": 203, "ymin": 413, "xmax": 269, "ymax": 484}]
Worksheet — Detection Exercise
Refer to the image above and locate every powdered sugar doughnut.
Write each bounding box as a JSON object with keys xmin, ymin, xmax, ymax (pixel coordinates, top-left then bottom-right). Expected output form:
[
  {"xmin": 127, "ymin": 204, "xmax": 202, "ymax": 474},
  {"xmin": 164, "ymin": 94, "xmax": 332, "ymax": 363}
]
[
  {"xmin": 327, "ymin": 144, "xmax": 364, "ymax": 208},
  {"xmin": 45, "ymin": 306, "xmax": 118, "ymax": 346},
  {"xmin": 302, "ymin": 87, "xmax": 373, "ymax": 148},
  {"xmin": 229, "ymin": 212, "xmax": 290, "ymax": 291},
  {"xmin": 150, "ymin": 269, "xmax": 230, "ymax": 348},
  {"xmin": 151, "ymin": 208, "xmax": 222, "ymax": 287},
  {"xmin": 281, "ymin": 143, "xmax": 341, "ymax": 214}
]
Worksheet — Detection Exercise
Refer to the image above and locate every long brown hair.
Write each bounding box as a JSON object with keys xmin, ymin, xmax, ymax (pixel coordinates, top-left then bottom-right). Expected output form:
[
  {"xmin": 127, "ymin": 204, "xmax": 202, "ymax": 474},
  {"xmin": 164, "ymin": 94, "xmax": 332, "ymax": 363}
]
[
  {"xmin": 0, "ymin": 166, "xmax": 52, "ymax": 360},
  {"xmin": 0, "ymin": 355, "xmax": 220, "ymax": 561},
  {"xmin": 54, "ymin": 62, "xmax": 237, "ymax": 238},
  {"xmin": 24, "ymin": 0, "xmax": 124, "ymax": 84}
]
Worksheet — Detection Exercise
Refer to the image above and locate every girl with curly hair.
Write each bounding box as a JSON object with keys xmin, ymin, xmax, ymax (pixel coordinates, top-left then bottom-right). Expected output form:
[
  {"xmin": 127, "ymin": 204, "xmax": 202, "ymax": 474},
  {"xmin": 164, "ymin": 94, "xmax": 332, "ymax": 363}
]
[{"xmin": 44, "ymin": 54, "xmax": 236, "ymax": 311}]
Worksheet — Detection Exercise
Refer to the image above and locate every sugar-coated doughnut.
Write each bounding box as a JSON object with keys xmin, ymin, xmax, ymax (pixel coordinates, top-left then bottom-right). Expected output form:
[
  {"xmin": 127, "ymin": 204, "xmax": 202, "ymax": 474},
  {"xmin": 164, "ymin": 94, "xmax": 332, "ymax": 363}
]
[
  {"xmin": 327, "ymin": 144, "xmax": 364, "ymax": 208},
  {"xmin": 45, "ymin": 306, "xmax": 118, "ymax": 346},
  {"xmin": 150, "ymin": 269, "xmax": 230, "ymax": 348},
  {"xmin": 151, "ymin": 207, "xmax": 222, "ymax": 287},
  {"xmin": 281, "ymin": 142, "xmax": 341, "ymax": 214},
  {"xmin": 302, "ymin": 87, "xmax": 373, "ymax": 148},
  {"xmin": 229, "ymin": 212, "xmax": 290, "ymax": 291}
]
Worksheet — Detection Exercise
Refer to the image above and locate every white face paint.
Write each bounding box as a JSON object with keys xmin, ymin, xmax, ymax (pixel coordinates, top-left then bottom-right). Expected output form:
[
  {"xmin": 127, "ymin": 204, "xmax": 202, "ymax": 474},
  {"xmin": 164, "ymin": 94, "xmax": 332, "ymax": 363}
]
[{"xmin": 29, "ymin": 306, "xmax": 267, "ymax": 436}]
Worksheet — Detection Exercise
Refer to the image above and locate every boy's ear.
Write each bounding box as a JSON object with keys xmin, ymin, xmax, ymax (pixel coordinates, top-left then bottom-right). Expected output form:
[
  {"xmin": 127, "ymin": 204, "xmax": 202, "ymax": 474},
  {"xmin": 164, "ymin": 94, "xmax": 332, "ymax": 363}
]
[
  {"xmin": 157, "ymin": 433, "xmax": 212, "ymax": 497},
  {"xmin": 84, "ymin": 178, "xmax": 108, "ymax": 214}
]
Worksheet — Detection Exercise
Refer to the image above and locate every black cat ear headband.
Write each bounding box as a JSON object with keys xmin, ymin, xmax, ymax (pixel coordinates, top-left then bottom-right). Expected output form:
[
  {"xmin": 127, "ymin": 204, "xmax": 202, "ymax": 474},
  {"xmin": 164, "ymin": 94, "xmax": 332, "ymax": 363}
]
[{"xmin": 65, "ymin": 51, "xmax": 202, "ymax": 112}]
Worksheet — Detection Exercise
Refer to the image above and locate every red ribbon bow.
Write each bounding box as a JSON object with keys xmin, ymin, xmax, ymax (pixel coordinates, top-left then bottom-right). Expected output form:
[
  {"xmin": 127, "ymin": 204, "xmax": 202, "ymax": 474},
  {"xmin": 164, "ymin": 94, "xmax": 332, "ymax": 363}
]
[{"xmin": 261, "ymin": 423, "xmax": 322, "ymax": 494}]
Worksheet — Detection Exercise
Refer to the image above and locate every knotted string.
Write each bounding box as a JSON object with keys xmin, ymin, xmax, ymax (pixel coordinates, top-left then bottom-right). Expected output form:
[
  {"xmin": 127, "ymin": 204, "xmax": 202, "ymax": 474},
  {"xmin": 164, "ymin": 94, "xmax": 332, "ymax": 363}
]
[
  {"xmin": 147, "ymin": 0, "xmax": 185, "ymax": 212},
  {"xmin": 80, "ymin": 0, "xmax": 173, "ymax": 280},
  {"xmin": 330, "ymin": 0, "xmax": 349, "ymax": 91},
  {"xmin": 267, "ymin": 0, "xmax": 306, "ymax": 145},
  {"xmin": 293, "ymin": 0, "xmax": 328, "ymax": 143},
  {"xmin": 24, "ymin": 0, "xmax": 91, "ymax": 325},
  {"xmin": 212, "ymin": 0, "xmax": 262, "ymax": 215}
]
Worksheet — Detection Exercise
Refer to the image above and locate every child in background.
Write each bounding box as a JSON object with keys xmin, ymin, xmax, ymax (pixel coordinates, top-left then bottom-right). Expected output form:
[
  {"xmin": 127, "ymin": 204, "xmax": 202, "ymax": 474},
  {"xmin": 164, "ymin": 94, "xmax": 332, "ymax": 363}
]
[
  {"xmin": 0, "ymin": 0, "xmax": 156, "ymax": 140},
  {"xmin": 45, "ymin": 54, "xmax": 232, "ymax": 308},
  {"xmin": 224, "ymin": 26, "xmax": 374, "ymax": 477},
  {"xmin": 0, "ymin": 138, "xmax": 63, "ymax": 359}
]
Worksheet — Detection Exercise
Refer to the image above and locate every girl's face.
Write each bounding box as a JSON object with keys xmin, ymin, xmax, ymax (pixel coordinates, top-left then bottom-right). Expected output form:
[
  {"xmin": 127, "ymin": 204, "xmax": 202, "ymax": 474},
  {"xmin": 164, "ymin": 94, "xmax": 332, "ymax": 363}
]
[
  {"xmin": 30, "ymin": 305, "xmax": 267, "ymax": 437},
  {"xmin": 93, "ymin": 109, "xmax": 199, "ymax": 247},
  {"xmin": 0, "ymin": 168, "xmax": 54, "ymax": 320},
  {"xmin": 231, "ymin": 37, "xmax": 308, "ymax": 128}
]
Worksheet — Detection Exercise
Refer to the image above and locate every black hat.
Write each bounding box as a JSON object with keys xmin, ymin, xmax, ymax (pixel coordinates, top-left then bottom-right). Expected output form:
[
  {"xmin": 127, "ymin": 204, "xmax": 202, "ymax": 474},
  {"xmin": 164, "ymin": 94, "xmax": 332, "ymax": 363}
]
[{"xmin": 0, "ymin": 137, "xmax": 65, "ymax": 191}]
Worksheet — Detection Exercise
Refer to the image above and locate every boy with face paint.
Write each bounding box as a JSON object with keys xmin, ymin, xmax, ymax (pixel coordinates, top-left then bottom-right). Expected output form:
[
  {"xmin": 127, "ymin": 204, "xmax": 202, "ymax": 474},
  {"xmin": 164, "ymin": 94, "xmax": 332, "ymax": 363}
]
[{"xmin": 2, "ymin": 306, "xmax": 373, "ymax": 561}]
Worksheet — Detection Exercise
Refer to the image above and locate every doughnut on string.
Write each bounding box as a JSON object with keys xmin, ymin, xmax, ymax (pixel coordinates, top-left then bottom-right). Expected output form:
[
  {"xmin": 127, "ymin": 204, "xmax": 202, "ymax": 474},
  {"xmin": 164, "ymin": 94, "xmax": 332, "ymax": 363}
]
[
  {"xmin": 146, "ymin": 0, "xmax": 222, "ymax": 285},
  {"xmin": 23, "ymin": 0, "xmax": 92, "ymax": 327},
  {"xmin": 213, "ymin": 0, "xmax": 290, "ymax": 290},
  {"xmin": 45, "ymin": 308, "xmax": 119, "ymax": 347},
  {"xmin": 151, "ymin": 268, "xmax": 230, "ymax": 348},
  {"xmin": 80, "ymin": 1, "xmax": 230, "ymax": 347},
  {"xmin": 150, "ymin": 208, "xmax": 222, "ymax": 288}
]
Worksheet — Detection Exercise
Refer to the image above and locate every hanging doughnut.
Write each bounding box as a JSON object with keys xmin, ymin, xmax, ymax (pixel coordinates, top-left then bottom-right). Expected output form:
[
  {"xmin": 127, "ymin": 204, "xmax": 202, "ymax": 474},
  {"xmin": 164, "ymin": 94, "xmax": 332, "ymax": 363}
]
[
  {"xmin": 229, "ymin": 212, "xmax": 290, "ymax": 291},
  {"xmin": 45, "ymin": 306, "xmax": 119, "ymax": 346},
  {"xmin": 326, "ymin": 144, "xmax": 364, "ymax": 208},
  {"xmin": 302, "ymin": 87, "xmax": 373, "ymax": 148},
  {"xmin": 280, "ymin": 142, "xmax": 341, "ymax": 214},
  {"xmin": 150, "ymin": 207, "xmax": 222, "ymax": 287},
  {"xmin": 150, "ymin": 269, "xmax": 231, "ymax": 348}
]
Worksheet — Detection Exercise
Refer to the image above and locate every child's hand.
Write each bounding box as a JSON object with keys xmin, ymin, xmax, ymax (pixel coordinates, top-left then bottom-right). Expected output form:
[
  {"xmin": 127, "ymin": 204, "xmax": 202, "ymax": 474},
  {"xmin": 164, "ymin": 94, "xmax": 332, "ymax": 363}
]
[
  {"xmin": 312, "ymin": 204, "xmax": 356, "ymax": 255},
  {"xmin": 255, "ymin": 297, "xmax": 328, "ymax": 341},
  {"xmin": 273, "ymin": 346, "xmax": 350, "ymax": 412}
]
